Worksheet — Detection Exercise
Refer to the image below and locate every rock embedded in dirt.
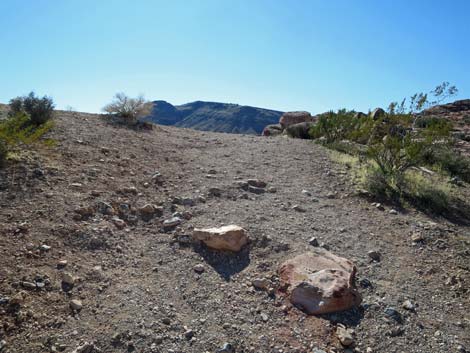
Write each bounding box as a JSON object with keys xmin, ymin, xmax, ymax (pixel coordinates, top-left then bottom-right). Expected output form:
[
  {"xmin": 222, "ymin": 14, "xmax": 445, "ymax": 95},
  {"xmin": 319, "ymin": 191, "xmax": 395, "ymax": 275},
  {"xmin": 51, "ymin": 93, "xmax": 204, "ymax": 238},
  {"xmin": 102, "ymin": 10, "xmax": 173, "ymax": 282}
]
[
  {"xmin": 278, "ymin": 249, "xmax": 361, "ymax": 315},
  {"xmin": 247, "ymin": 179, "xmax": 267, "ymax": 188},
  {"xmin": 292, "ymin": 205, "xmax": 306, "ymax": 212},
  {"xmin": 112, "ymin": 217, "xmax": 126, "ymax": 229},
  {"xmin": 403, "ymin": 300, "xmax": 416, "ymax": 311},
  {"xmin": 336, "ymin": 325, "xmax": 355, "ymax": 346},
  {"xmin": 252, "ymin": 278, "xmax": 270, "ymax": 290},
  {"xmin": 62, "ymin": 272, "xmax": 75, "ymax": 286},
  {"xmin": 192, "ymin": 225, "xmax": 248, "ymax": 252},
  {"xmin": 193, "ymin": 264, "xmax": 205, "ymax": 273},
  {"xmin": 367, "ymin": 250, "xmax": 381, "ymax": 262},
  {"xmin": 308, "ymin": 237, "xmax": 319, "ymax": 247},
  {"xmin": 70, "ymin": 299, "xmax": 83, "ymax": 311},
  {"xmin": 163, "ymin": 217, "xmax": 182, "ymax": 229}
]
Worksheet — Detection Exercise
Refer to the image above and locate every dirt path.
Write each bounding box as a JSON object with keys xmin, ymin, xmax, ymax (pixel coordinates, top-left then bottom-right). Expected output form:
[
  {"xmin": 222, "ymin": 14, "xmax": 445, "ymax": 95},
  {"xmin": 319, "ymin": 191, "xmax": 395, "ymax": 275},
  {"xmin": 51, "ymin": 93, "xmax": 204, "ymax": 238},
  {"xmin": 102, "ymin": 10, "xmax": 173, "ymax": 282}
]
[{"xmin": 0, "ymin": 112, "xmax": 469, "ymax": 353}]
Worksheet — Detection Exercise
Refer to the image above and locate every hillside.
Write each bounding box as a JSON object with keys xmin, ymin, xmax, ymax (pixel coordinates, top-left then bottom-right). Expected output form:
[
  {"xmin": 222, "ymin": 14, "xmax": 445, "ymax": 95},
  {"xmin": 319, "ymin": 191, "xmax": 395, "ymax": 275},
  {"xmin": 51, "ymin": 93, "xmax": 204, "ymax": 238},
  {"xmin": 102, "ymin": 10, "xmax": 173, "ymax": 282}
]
[
  {"xmin": 145, "ymin": 100, "xmax": 283, "ymax": 134},
  {"xmin": 0, "ymin": 111, "xmax": 469, "ymax": 353}
]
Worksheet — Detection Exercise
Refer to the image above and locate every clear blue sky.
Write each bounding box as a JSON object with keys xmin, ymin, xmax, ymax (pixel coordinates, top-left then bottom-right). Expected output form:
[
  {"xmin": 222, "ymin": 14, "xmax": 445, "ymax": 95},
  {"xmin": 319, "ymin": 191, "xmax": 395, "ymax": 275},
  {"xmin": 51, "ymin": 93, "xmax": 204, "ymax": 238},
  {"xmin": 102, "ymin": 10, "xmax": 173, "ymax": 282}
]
[{"xmin": 0, "ymin": 0, "xmax": 468, "ymax": 114}]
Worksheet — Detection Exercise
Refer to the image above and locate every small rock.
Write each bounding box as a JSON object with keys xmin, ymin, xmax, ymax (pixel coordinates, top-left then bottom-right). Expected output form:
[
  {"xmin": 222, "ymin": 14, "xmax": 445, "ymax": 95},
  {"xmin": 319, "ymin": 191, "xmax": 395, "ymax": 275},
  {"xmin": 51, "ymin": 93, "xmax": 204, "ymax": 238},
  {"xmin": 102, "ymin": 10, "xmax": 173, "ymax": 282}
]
[
  {"xmin": 375, "ymin": 203, "xmax": 385, "ymax": 211},
  {"xmin": 292, "ymin": 205, "xmax": 306, "ymax": 212},
  {"xmin": 184, "ymin": 329, "xmax": 194, "ymax": 339},
  {"xmin": 70, "ymin": 299, "xmax": 83, "ymax": 311},
  {"xmin": 267, "ymin": 187, "xmax": 277, "ymax": 193},
  {"xmin": 21, "ymin": 281, "xmax": 36, "ymax": 290},
  {"xmin": 247, "ymin": 179, "xmax": 267, "ymax": 188},
  {"xmin": 192, "ymin": 225, "xmax": 248, "ymax": 252},
  {"xmin": 57, "ymin": 260, "xmax": 68, "ymax": 269},
  {"xmin": 0, "ymin": 340, "xmax": 6, "ymax": 351},
  {"xmin": 39, "ymin": 244, "xmax": 51, "ymax": 252},
  {"xmin": 252, "ymin": 278, "xmax": 269, "ymax": 290},
  {"xmin": 302, "ymin": 190, "xmax": 312, "ymax": 196},
  {"xmin": 260, "ymin": 312, "xmax": 269, "ymax": 322},
  {"xmin": 308, "ymin": 237, "xmax": 319, "ymax": 247},
  {"xmin": 384, "ymin": 307, "xmax": 402, "ymax": 322},
  {"xmin": 217, "ymin": 342, "xmax": 235, "ymax": 353},
  {"xmin": 389, "ymin": 209, "xmax": 398, "ymax": 215},
  {"xmin": 62, "ymin": 272, "xmax": 75, "ymax": 286},
  {"xmin": 336, "ymin": 325, "xmax": 355, "ymax": 346},
  {"xmin": 193, "ymin": 264, "xmax": 205, "ymax": 273},
  {"xmin": 112, "ymin": 217, "xmax": 126, "ymax": 230},
  {"xmin": 402, "ymin": 300, "xmax": 415, "ymax": 311},
  {"xmin": 208, "ymin": 187, "xmax": 222, "ymax": 196},
  {"xmin": 367, "ymin": 250, "xmax": 381, "ymax": 262},
  {"xmin": 163, "ymin": 217, "xmax": 182, "ymax": 229}
]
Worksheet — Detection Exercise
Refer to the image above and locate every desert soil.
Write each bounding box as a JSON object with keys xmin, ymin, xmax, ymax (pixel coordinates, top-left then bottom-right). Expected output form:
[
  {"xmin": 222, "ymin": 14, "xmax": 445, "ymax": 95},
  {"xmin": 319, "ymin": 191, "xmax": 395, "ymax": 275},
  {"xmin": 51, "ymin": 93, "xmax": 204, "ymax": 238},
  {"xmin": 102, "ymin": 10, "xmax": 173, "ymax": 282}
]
[{"xmin": 0, "ymin": 112, "xmax": 469, "ymax": 353}]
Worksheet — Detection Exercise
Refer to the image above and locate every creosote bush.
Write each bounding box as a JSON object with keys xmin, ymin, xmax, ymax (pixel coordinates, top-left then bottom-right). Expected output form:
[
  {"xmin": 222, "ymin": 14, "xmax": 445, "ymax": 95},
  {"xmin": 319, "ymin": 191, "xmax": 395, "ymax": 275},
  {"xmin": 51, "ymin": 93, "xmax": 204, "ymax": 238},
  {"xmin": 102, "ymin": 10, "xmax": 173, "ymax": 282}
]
[
  {"xmin": 312, "ymin": 82, "xmax": 468, "ymax": 216},
  {"xmin": 102, "ymin": 93, "xmax": 152, "ymax": 125},
  {"xmin": 9, "ymin": 92, "xmax": 55, "ymax": 125}
]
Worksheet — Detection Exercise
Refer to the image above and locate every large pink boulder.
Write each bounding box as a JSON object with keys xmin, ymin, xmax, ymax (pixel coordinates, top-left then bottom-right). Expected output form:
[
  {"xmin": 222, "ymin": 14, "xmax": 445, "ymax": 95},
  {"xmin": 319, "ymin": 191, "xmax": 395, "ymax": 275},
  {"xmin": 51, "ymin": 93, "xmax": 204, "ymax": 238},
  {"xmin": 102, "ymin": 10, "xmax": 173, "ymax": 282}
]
[
  {"xmin": 279, "ymin": 111, "xmax": 313, "ymax": 128},
  {"xmin": 192, "ymin": 225, "xmax": 248, "ymax": 252},
  {"xmin": 279, "ymin": 250, "xmax": 361, "ymax": 315}
]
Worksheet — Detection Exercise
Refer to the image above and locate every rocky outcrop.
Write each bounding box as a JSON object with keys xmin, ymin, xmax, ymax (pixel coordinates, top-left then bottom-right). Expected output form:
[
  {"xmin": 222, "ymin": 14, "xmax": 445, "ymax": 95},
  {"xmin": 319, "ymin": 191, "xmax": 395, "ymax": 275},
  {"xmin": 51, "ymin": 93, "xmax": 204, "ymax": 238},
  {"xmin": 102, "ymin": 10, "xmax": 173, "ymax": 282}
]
[
  {"xmin": 192, "ymin": 225, "xmax": 248, "ymax": 251},
  {"xmin": 262, "ymin": 124, "xmax": 283, "ymax": 136},
  {"xmin": 285, "ymin": 122, "xmax": 316, "ymax": 139},
  {"xmin": 279, "ymin": 249, "xmax": 361, "ymax": 314},
  {"xmin": 370, "ymin": 108, "xmax": 385, "ymax": 120},
  {"xmin": 279, "ymin": 111, "xmax": 314, "ymax": 129}
]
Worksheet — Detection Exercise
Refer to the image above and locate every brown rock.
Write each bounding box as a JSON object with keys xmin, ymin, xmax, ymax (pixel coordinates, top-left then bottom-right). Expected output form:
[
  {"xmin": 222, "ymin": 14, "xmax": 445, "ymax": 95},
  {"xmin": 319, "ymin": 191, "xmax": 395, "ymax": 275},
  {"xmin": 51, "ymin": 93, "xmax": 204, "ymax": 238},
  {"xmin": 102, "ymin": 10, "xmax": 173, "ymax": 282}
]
[
  {"xmin": 279, "ymin": 111, "xmax": 313, "ymax": 129},
  {"xmin": 278, "ymin": 249, "xmax": 361, "ymax": 315},
  {"xmin": 192, "ymin": 225, "xmax": 248, "ymax": 252}
]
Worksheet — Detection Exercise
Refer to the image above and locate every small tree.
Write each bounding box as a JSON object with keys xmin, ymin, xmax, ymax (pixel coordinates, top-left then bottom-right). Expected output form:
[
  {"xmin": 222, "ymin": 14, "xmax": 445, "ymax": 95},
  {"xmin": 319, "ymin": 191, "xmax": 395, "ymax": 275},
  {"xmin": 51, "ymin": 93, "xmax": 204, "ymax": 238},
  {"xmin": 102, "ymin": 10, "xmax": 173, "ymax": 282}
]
[
  {"xmin": 102, "ymin": 93, "xmax": 152, "ymax": 125},
  {"xmin": 9, "ymin": 92, "xmax": 55, "ymax": 125}
]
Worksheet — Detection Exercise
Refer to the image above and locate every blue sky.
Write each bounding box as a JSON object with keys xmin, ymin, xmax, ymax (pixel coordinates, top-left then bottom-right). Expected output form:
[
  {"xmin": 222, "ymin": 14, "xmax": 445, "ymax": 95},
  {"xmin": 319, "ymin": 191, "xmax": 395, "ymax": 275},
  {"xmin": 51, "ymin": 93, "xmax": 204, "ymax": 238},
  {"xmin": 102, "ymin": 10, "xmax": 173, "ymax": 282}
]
[{"xmin": 0, "ymin": 0, "xmax": 468, "ymax": 114}]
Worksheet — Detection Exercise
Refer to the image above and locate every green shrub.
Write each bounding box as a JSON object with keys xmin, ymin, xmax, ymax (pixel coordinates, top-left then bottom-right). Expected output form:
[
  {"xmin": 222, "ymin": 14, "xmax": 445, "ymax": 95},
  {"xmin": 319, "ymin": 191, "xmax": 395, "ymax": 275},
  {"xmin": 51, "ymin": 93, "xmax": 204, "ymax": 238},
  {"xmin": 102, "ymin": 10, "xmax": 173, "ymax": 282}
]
[
  {"xmin": 9, "ymin": 92, "xmax": 55, "ymax": 125},
  {"xmin": 422, "ymin": 146, "xmax": 470, "ymax": 183},
  {"xmin": 309, "ymin": 109, "xmax": 358, "ymax": 143},
  {"xmin": 0, "ymin": 112, "xmax": 54, "ymax": 168},
  {"xmin": 0, "ymin": 138, "xmax": 7, "ymax": 167}
]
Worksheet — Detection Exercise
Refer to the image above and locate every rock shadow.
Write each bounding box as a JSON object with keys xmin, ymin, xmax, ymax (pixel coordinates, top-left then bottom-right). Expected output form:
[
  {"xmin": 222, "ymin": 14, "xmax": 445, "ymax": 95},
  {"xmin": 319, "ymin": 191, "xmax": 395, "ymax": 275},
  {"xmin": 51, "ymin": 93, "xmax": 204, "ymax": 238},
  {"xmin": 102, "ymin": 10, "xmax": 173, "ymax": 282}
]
[
  {"xmin": 193, "ymin": 243, "xmax": 251, "ymax": 281},
  {"xmin": 319, "ymin": 306, "xmax": 365, "ymax": 327}
]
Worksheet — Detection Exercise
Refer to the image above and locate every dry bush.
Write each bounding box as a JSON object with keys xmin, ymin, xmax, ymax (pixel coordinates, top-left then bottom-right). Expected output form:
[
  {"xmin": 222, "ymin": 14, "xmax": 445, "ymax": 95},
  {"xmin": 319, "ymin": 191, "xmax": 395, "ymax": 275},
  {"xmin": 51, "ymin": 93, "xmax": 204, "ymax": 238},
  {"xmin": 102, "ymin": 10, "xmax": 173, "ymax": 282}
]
[{"xmin": 102, "ymin": 93, "xmax": 152, "ymax": 125}]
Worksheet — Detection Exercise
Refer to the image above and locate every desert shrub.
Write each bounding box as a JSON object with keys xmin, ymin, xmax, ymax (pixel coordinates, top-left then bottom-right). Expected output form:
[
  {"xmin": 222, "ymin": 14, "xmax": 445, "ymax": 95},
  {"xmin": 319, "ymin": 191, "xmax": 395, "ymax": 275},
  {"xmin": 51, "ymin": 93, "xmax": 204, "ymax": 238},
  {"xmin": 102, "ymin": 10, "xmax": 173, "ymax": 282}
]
[
  {"xmin": 9, "ymin": 92, "xmax": 55, "ymax": 125},
  {"xmin": 422, "ymin": 146, "xmax": 470, "ymax": 183},
  {"xmin": 102, "ymin": 93, "xmax": 152, "ymax": 125},
  {"xmin": 310, "ymin": 109, "xmax": 360, "ymax": 143},
  {"xmin": 0, "ymin": 138, "xmax": 7, "ymax": 167},
  {"xmin": 0, "ymin": 112, "xmax": 54, "ymax": 167}
]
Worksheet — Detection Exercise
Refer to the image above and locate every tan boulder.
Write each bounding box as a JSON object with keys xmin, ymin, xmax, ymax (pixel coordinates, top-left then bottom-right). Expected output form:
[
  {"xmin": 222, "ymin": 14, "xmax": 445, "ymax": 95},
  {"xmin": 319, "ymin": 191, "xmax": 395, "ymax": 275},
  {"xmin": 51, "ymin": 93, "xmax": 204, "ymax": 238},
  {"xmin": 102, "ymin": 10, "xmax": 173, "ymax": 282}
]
[
  {"xmin": 192, "ymin": 225, "xmax": 248, "ymax": 252},
  {"xmin": 279, "ymin": 249, "xmax": 361, "ymax": 315},
  {"xmin": 279, "ymin": 111, "xmax": 313, "ymax": 129}
]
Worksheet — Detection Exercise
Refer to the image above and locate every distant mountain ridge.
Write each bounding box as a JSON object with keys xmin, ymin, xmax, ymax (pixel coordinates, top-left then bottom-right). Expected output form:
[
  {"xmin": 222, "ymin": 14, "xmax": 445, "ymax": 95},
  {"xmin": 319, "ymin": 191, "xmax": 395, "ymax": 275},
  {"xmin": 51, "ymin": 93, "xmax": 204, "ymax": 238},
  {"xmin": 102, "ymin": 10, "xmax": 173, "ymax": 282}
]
[{"xmin": 145, "ymin": 100, "xmax": 284, "ymax": 134}]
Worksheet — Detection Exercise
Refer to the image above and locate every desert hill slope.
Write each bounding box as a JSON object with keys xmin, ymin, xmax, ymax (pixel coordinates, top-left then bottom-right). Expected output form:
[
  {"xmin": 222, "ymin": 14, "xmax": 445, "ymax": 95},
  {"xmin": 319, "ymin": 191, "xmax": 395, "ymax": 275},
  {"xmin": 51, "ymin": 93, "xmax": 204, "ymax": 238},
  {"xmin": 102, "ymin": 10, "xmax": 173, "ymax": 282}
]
[
  {"xmin": 0, "ymin": 111, "xmax": 469, "ymax": 353},
  {"xmin": 145, "ymin": 100, "xmax": 283, "ymax": 134}
]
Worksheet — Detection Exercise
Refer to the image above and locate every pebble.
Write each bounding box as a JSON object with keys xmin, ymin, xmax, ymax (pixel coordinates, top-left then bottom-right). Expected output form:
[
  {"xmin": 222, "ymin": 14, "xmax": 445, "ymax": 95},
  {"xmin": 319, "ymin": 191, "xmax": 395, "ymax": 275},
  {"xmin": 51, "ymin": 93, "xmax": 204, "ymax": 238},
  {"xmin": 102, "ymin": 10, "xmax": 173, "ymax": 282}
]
[
  {"xmin": 260, "ymin": 312, "xmax": 269, "ymax": 322},
  {"xmin": 62, "ymin": 272, "xmax": 75, "ymax": 286},
  {"xmin": 367, "ymin": 250, "xmax": 381, "ymax": 262},
  {"xmin": 70, "ymin": 299, "xmax": 82, "ymax": 310},
  {"xmin": 336, "ymin": 325, "xmax": 355, "ymax": 346},
  {"xmin": 292, "ymin": 205, "xmax": 306, "ymax": 212},
  {"xmin": 217, "ymin": 342, "xmax": 234, "ymax": 353},
  {"xmin": 389, "ymin": 209, "xmax": 398, "ymax": 215},
  {"xmin": 252, "ymin": 278, "xmax": 269, "ymax": 290},
  {"xmin": 57, "ymin": 260, "xmax": 68, "ymax": 269},
  {"xmin": 402, "ymin": 299, "xmax": 415, "ymax": 311},
  {"xmin": 301, "ymin": 189, "xmax": 312, "ymax": 196},
  {"xmin": 193, "ymin": 264, "xmax": 205, "ymax": 273},
  {"xmin": 308, "ymin": 237, "xmax": 319, "ymax": 247},
  {"xmin": 39, "ymin": 244, "xmax": 51, "ymax": 251},
  {"xmin": 163, "ymin": 217, "xmax": 182, "ymax": 228},
  {"xmin": 384, "ymin": 307, "xmax": 402, "ymax": 321}
]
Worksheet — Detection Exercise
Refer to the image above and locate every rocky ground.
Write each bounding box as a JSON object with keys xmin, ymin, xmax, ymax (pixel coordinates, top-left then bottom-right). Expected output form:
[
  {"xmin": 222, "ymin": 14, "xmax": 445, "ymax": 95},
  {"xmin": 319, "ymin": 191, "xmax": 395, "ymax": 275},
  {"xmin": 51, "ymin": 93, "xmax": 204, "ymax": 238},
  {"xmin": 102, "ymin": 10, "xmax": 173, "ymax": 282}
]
[{"xmin": 0, "ymin": 111, "xmax": 469, "ymax": 353}]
